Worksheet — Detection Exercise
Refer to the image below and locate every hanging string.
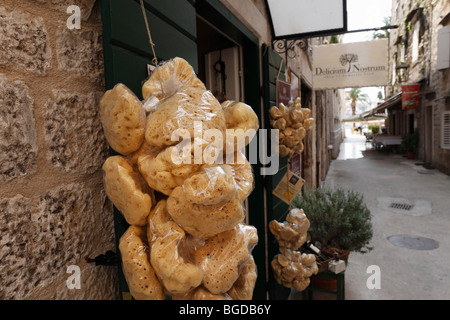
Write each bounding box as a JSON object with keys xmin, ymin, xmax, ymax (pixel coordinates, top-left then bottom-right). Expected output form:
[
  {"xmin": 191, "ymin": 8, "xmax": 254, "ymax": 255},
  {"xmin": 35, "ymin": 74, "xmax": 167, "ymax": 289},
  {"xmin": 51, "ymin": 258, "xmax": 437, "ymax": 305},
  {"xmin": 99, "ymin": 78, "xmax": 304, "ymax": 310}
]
[{"xmin": 139, "ymin": 0, "xmax": 159, "ymax": 66}]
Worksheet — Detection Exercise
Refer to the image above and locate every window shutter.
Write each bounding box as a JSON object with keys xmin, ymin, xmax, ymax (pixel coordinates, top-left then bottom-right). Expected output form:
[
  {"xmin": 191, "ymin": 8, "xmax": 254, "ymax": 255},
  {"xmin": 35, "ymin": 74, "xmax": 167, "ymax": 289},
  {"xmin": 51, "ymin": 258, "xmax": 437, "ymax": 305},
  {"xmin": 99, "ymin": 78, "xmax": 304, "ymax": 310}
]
[
  {"xmin": 442, "ymin": 111, "xmax": 450, "ymax": 150},
  {"xmin": 437, "ymin": 26, "xmax": 450, "ymax": 70}
]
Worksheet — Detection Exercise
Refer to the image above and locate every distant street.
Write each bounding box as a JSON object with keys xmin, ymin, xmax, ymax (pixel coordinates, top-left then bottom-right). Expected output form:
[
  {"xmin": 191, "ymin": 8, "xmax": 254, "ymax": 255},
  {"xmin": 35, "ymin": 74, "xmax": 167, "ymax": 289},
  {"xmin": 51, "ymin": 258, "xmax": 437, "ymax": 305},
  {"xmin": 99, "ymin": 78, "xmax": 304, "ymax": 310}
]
[{"xmin": 322, "ymin": 133, "xmax": 450, "ymax": 299}]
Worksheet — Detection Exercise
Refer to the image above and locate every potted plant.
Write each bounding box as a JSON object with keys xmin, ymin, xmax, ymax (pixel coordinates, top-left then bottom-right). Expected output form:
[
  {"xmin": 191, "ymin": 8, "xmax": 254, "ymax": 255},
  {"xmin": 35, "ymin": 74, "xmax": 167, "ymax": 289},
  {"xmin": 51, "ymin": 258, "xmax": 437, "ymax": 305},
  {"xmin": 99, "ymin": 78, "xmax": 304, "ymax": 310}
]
[
  {"xmin": 292, "ymin": 187, "xmax": 373, "ymax": 289},
  {"xmin": 293, "ymin": 187, "xmax": 373, "ymax": 255},
  {"xmin": 400, "ymin": 132, "xmax": 419, "ymax": 159}
]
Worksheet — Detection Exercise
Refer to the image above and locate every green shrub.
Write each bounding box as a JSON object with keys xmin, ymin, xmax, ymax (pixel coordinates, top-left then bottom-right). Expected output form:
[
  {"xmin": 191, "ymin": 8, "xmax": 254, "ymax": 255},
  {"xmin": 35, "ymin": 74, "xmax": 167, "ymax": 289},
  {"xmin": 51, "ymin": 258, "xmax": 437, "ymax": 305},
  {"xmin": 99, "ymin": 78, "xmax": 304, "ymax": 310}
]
[
  {"xmin": 292, "ymin": 187, "xmax": 373, "ymax": 254},
  {"xmin": 400, "ymin": 132, "xmax": 419, "ymax": 153},
  {"xmin": 371, "ymin": 125, "xmax": 380, "ymax": 135}
]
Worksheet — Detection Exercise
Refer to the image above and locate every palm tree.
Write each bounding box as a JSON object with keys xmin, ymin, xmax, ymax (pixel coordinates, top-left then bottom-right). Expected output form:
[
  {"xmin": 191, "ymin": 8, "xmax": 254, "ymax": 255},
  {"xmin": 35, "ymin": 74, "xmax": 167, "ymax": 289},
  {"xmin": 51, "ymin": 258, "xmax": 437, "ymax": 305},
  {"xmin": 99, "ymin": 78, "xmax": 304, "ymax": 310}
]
[
  {"xmin": 348, "ymin": 88, "xmax": 371, "ymax": 116},
  {"xmin": 372, "ymin": 16, "xmax": 391, "ymax": 39}
]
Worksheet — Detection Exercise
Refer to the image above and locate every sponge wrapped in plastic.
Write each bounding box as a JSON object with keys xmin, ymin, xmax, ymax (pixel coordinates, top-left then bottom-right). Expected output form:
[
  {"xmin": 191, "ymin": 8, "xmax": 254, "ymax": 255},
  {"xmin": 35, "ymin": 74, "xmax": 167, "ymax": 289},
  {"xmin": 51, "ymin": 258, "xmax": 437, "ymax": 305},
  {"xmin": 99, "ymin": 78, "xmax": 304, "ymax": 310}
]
[
  {"xmin": 136, "ymin": 138, "xmax": 218, "ymax": 196},
  {"xmin": 221, "ymin": 100, "xmax": 259, "ymax": 154},
  {"xmin": 147, "ymin": 200, "xmax": 203, "ymax": 296},
  {"xmin": 271, "ymin": 247, "xmax": 318, "ymax": 292},
  {"xmin": 144, "ymin": 87, "xmax": 226, "ymax": 148},
  {"xmin": 167, "ymin": 165, "xmax": 244, "ymax": 238},
  {"xmin": 100, "ymin": 83, "xmax": 146, "ymax": 155},
  {"xmin": 269, "ymin": 208, "xmax": 310, "ymax": 250},
  {"xmin": 227, "ymin": 256, "xmax": 258, "ymax": 300},
  {"xmin": 142, "ymin": 57, "xmax": 206, "ymax": 101},
  {"xmin": 193, "ymin": 223, "xmax": 258, "ymax": 294},
  {"xmin": 119, "ymin": 225, "xmax": 164, "ymax": 300},
  {"xmin": 102, "ymin": 155, "xmax": 152, "ymax": 226}
]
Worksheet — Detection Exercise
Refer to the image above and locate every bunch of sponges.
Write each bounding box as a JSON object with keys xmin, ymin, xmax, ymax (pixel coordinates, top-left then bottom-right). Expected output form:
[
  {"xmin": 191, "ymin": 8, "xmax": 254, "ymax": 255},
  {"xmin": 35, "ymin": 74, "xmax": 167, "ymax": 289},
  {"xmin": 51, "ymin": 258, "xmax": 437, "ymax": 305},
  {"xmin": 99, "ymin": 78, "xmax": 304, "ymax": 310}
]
[
  {"xmin": 269, "ymin": 208, "xmax": 318, "ymax": 292},
  {"xmin": 269, "ymin": 98, "xmax": 314, "ymax": 158},
  {"xmin": 99, "ymin": 57, "xmax": 259, "ymax": 300}
]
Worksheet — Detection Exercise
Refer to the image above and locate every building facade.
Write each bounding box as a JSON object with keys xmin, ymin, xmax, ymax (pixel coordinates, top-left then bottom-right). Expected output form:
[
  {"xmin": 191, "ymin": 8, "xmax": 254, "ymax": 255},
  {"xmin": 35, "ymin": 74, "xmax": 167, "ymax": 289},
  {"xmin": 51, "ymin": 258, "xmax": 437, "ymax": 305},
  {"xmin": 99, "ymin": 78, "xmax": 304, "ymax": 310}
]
[{"xmin": 385, "ymin": 0, "xmax": 450, "ymax": 174}]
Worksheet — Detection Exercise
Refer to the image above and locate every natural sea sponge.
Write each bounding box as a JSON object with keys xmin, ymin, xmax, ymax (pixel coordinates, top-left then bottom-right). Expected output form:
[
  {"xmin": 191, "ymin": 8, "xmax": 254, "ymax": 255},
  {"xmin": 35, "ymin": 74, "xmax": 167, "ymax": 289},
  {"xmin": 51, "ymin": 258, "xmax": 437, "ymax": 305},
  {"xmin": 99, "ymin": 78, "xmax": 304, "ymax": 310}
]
[
  {"xmin": 100, "ymin": 83, "xmax": 146, "ymax": 155},
  {"xmin": 118, "ymin": 225, "xmax": 164, "ymax": 300},
  {"xmin": 142, "ymin": 57, "xmax": 206, "ymax": 101},
  {"xmin": 194, "ymin": 224, "xmax": 258, "ymax": 294},
  {"xmin": 226, "ymin": 152, "xmax": 254, "ymax": 200},
  {"xmin": 147, "ymin": 200, "xmax": 203, "ymax": 296},
  {"xmin": 172, "ymin": 287, "xmax": 232, "ymax": 300},
  {"xmin": 222, "ymin": 101, "xmax": 259, "ymax": 153},
  {"xmin": 145, "ymin": 87, "xmax": 226, "ymax": 148},
  {"xmin": 167, "ymin": 166, "xmax": 244, "ymax": 238},
  {"xmin": 227, "ymin": 256, "xmax": 257, "ymax": 300},
  {"xmin": 271, "ymin": 247, "xmax": 318, "ymax": 292},
  {"xmin": 269, "ymin": 208, "xmax": 310, "ymax": 250},
  {"xmin": 102, "ymin": 155, "xmax": 152, "ymax": 226},
  {"xmin": 136, "ymin": 140, "xmax": 209, "ymax": 196}
]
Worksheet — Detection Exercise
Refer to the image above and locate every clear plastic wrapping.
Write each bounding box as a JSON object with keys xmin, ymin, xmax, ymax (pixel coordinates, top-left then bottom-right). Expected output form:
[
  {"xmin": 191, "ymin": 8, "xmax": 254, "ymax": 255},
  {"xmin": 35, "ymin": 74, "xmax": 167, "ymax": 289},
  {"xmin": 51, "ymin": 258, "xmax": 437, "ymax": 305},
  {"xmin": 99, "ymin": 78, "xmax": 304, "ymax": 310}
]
[
  {"xmin": 144, "ymin": 87, "xmax": 227, "ymax": 148},
  {"xmin": 269, "ymin": 208, "xmax": 310, "ymax": 250},
  {"xmin": 102, "ymin": 57, "xmax": 259, "ymax": 300},
  {"xmin": 147, "ymin": 200, "xmax": 203, "ymax": 296},
  {"xmin": 118, "ymin": 225, "xmax": 164, "ymax": 300},
  {"xmin": 269, "ymin": 97, "xmax": 314, "ymax": 158},
  {"xmin": 269, "ymin": 208, "xmax": 318, "ymax": 292},
  {"xmin": 222, "ymin": 101, "xmax": 259, "ymax": 154},
  {"xmin": 166, "ymin": 165, "xmax": 245, "ymax": 239},
  {"xmin": 142, "ymin": 57, "xmax": 207, "ymax": 101},
  {"xmin": 102, "ymin": 155, "xmax": 153, "ymax": 226},
  {"xmin": 192, "ymin": 223, "xmax": 258, "ymax": 295},
  {"xmin": 271, "ymin": 247, "xmax": 318, "ymax": 292},
  {"xmin": 99, "ymin": 83, "xmax": 146, "ymax": 156}
]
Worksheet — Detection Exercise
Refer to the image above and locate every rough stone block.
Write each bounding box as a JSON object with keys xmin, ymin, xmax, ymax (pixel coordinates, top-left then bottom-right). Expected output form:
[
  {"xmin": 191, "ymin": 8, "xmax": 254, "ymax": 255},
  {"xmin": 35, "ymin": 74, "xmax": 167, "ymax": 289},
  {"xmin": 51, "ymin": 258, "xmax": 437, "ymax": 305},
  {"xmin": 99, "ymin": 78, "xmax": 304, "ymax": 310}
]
[
  {"xmin": 44, "ymin": 90, "xmax": 108, "ymax": 174},
  {"xmin": 0, "ymin": 74, "xmax": 38, "ymax": 182},
  {"xmin": 0, "ymin": 184, "xmax": 102, "ymax": 299},
  {"xmin": 56, "ymin": 26, "xmax": 104, "ymax": 84},
  {"xmin": 0, "ymin": 195, "xmax": 35, "ymax": 299},
  {"xmin": 0, "ymin": 6, "xmax": 51, "ymax": 75}
]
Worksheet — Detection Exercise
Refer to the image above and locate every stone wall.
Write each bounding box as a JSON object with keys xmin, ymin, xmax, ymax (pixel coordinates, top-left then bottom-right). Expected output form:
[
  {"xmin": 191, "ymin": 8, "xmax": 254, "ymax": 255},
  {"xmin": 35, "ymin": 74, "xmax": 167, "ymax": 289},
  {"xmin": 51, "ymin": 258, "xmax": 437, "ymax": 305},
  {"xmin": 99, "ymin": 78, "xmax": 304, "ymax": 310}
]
[{"xmin": 0, "ymin": 0, "xmax": 119, "ymax": 299}]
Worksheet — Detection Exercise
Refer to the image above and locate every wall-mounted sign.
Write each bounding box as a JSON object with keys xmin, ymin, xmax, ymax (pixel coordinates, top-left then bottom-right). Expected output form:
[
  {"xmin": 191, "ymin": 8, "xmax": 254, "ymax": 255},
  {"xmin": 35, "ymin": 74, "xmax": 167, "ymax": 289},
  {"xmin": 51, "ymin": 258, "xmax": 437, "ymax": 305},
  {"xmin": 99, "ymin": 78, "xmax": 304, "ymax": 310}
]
[
  {"xmin": 273, "ymin": 171, "xmax": 304, "ymax": 205},
  {"xmin": 276, "ymin": 79, "xmax": 291, "ymax": 106},
  {"xmin": 266, "ymin": 0, "xmax": 347, "ymax": 40},
  {"xmin": 312, "ymin": 39, "xmax": 389, "ymax": 90},
  {"xmin": 402, "ymin": 84, "xmax": 420, "ymax": 109}
]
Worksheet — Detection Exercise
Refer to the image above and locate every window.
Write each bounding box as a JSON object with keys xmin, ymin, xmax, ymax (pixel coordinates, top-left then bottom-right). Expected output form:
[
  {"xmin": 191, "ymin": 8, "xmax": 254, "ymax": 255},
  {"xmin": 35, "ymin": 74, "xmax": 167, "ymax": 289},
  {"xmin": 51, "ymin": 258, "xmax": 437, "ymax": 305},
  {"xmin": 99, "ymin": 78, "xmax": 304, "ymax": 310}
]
[
  {"xmin": 442, "ymin": 111, "xmax": 450, "ymax": 150},
  {"xmin": 411, "ymin": 20, "xmax": 420, "ymax": 62},
  {"xmin": 400, "ymin": 44, "xmax": 406, "ymax": 63},
  {"xmin": 437, "ymin": 26, "xmax": 450, "ymax": 70}
]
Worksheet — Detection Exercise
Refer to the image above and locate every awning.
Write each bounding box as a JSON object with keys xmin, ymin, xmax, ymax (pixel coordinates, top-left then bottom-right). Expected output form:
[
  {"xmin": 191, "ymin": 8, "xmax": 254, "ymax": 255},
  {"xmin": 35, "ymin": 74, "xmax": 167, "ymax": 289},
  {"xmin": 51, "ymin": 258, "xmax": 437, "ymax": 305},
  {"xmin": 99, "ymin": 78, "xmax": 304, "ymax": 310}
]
[
  {"xmin": 265, "ymin": 0, "xmax": 347, "ymax": 40},
  {"xmin": 342, "ymin": 111, "xmax": 387, "ymax": 123},
  {"xmin": 370, "ymin": 92, "xmax": 402, "ymax": 115}
]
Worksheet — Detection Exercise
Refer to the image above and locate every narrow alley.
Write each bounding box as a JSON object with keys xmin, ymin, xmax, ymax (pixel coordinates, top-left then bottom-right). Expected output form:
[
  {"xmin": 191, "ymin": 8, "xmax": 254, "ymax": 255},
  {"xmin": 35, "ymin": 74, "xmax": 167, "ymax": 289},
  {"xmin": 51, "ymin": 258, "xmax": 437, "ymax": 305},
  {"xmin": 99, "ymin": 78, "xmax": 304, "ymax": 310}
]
[{"xmin": 318, "ymin": 133, "xmax": 450, "ymax": 299}]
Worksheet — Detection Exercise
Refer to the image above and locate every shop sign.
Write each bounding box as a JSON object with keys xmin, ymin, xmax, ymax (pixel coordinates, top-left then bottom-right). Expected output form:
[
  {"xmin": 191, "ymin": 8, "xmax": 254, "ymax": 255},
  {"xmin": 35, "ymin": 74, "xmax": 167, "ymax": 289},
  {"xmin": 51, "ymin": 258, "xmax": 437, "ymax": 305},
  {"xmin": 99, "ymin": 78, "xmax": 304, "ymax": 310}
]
[
  {"xmin": 312, "ymin": 39, "xmax": 389, "ymax": 90},
  {"xmin": 276, "ymin": 79, "xmax": 291, "ymax": 106},
  {"xmin": 402, "ymin": 84, "xmax": 420, "ymax": 109},
  {"xmin": 273, "ymin": 171, "xmax": 304, "ymax": 205}
]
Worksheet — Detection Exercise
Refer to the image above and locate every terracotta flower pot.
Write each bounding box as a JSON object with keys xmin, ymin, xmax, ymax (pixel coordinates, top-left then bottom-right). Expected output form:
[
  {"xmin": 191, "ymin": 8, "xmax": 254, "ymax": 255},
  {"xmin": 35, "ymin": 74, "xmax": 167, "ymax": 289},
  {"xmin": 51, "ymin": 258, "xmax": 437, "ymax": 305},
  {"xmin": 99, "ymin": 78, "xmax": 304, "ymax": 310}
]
[
  {"xmin": 406, "ymin": 151, "xmax": 415, "ymax": 160},
  {"xmin": 311, "ymin": 248, "xmax": 350, "ymax": 290}
]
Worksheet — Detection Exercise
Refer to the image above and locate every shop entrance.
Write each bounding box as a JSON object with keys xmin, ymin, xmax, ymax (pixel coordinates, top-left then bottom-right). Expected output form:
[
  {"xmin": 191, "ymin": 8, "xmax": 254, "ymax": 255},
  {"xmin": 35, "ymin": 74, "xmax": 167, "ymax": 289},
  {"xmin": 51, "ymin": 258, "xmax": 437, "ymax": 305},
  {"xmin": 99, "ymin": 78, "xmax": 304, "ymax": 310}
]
[
  {"xmin": 196, "ymin": 16, "xmax": 243, "ymax": 103},
  {"xmin": 101, "ymin": 0, "xmax": 266, "ymax": 300}
]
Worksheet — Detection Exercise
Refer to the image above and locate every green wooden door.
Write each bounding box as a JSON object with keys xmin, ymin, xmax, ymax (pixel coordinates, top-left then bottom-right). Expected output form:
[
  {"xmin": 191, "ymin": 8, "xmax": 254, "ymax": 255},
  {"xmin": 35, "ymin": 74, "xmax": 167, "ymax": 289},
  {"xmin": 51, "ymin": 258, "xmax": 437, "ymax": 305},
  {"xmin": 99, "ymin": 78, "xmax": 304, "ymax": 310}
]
[
  {"xmin": 101, "ymin": 0, "xmax": 198, "ymax": 299},
  {"xmin": 261, "ymin": 44, "xmax": 291, "ymax": 300},
  {"xmin": 101, "ymin": 0, "xmax": 198, "ymax": 97}
]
